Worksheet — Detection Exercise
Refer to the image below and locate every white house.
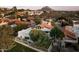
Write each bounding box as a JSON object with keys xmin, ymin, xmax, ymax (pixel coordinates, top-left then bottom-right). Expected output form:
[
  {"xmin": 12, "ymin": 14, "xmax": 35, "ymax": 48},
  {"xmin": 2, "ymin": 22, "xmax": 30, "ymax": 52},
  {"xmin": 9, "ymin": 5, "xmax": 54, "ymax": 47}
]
[
  {"xmin": 18, "ymin": 28, "xmax": 32, "ymax": 39},
  {"xmin": 73, "ymin": 20, "xmax": 79, "ymax": 38},
  {"xmin": 18, "ymin": 27, "xmax": 51, "ymax": 39}
]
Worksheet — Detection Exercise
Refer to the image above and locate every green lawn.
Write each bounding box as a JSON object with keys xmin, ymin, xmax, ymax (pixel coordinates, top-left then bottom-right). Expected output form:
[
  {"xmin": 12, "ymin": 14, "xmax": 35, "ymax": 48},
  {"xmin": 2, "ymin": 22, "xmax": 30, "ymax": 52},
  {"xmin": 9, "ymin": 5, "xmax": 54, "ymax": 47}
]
[{"xmin": 7, "ymin": 42, "xmax": 37, "ymax": 52}]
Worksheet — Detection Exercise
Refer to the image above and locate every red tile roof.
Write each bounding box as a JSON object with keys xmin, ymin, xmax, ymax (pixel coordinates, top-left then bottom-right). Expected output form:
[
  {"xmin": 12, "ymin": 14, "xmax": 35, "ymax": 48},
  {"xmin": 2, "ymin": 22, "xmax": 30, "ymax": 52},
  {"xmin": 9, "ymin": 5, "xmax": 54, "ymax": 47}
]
[
  {"xmin": 63, "ymin": 26, "xmax": 76, "ymax": 40},
  {"xmin": 40, "ymin": 21, "xmax": 54, "ymax": 29}
]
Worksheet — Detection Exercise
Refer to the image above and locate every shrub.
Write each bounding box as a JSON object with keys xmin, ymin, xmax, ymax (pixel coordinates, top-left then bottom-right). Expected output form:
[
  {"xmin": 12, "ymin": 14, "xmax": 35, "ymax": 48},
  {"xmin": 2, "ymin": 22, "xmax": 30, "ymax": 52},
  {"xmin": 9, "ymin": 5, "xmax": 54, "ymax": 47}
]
[{"xmin": 29, "ymin": 29, "xmax": 51, "ymax": 48}]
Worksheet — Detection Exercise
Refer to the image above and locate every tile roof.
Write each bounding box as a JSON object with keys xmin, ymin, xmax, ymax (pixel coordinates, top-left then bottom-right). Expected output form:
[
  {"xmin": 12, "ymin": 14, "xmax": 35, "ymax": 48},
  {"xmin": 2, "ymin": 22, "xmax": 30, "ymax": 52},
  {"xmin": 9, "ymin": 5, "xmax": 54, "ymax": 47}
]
[
  {"xmin": 40, "ymin": 21, "xmax": 54, "ymax": 29},
  {"xmin": 63, "ymin": 26, "xmax": 76, "ymax": 40}
]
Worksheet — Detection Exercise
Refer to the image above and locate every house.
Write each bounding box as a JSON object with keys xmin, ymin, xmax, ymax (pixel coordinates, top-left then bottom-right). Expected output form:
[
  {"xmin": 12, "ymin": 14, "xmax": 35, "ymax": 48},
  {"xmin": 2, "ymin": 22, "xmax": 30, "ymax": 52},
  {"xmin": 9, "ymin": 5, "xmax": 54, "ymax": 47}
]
[
  {"xmin": 73, "ymin": 20, "xmax": 79, "ymax": 38},
  {"xmin": 16, "ymin": 11, "xmax": 26, "ymax": 16},
  {"xmin": 63, "ymin": 25, "xmax": 78, "ymax": 43},
  {"xmin": 34, "ymin": 20, "xmax": 54, "ymax": 37},
  {"xmin": 27, "ymin": 10, "xmax": 34, "ymax": 15},
  {"xmin": 35, "ymin": 20, "xmax": 54, "ymax": 39},
  {"xmin": 10, "ymin": 24, "xmax": 17, "ymax": 28},
  {"xmin": 34, "ymin": 10, "xmax": 43, "ymax": 15},
  {"xmin": 27, "ymin": 16, "xmax": 35, "ymax": 20},
  {"xmin": 0, "ymin": 18, "xmax": 8, "ymax": 26},
  {"xmin": 0, "ymin": 21, "xmax": 8, "ymax": 26},
  {"xmin": 17, "ymin": 27, "xmax": 51, "ymax": 40},
  {"xmin": 17, "ymin": 20, "xmax": 54, "ymax": 42},
  {"xmin": 18, "ymin": 28, "xmax": 32, "ymax": 39},
  {"xmin": 39, "ymin": 20, "xmax": 54, "ymax": 29},
  {"xmin": 17, "ymin": 22, "xmax": 53, "ymax": 40},
  {"xmin": 27, "ymin": 10, "xmax": 43, "ymax": 15},
  {"xmin": 56, "ymin": 20, "xmax": 79, "ymax": 44}
]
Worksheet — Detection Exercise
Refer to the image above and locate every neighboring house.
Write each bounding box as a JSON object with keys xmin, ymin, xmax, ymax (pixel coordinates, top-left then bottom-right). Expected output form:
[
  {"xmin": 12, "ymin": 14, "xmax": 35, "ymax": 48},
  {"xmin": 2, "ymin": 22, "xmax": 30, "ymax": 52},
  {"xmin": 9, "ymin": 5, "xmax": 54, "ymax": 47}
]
[
  {"xmin": 16, "ymin": 11, "xmax": 26, "ymax": 16},
  {"xmin": 34, "ymin": 10, "xmax": 43, "ymax": 15},
  {"xmin": 10, "ymin": 24, "xmax": 17, "ymax": 28},
  {"xmin": 30, "ymin": 20, "xmax": 36, "ymax": 28},
  {"xmin": 35, "ymin": 20, "xmax": 54, "ymax": 38},
  {"xmin": 63, "ymin": 25, "xmax": 78, "ymax": 43},
  {"xmin": 27, "ymin": 10, "xmax": 43, "ymax": 15},
  {"xmin": 39, "ymin": 20, "xmax": 54, "ymax": 29},
  {"xmin": 27, "ymin": 10, "xmax": 34, "ymax": 15},
  {"xmin": 0, "ymin": 20, "xmax": 8, "ymax": 26},
  {"xmin": 27, "ymin": 16, "xmax": 35, "ymax": 20},
  {"xmin": 45, "ymin": 18, "xmax": 52, "ymax": 22},
  {"xmin": 73, "ymin": 20, "xmax": 79, "ymax": 38}
]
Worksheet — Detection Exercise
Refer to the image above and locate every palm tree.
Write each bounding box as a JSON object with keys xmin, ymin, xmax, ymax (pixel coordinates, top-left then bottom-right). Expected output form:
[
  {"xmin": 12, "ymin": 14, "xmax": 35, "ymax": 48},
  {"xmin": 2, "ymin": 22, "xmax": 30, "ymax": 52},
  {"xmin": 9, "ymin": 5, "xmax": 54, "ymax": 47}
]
[{"xmin": 50, "ymin": 26, "xmax": 65, "ymax": 51}]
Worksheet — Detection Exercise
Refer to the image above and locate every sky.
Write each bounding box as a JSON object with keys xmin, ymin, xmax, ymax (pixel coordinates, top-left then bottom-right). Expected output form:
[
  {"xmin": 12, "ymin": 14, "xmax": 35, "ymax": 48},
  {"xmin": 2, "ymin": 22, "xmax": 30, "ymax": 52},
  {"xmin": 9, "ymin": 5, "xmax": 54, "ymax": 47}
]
[{"xmin": 1, "ymin": 6, "xmax": 79, "ymax": 11}]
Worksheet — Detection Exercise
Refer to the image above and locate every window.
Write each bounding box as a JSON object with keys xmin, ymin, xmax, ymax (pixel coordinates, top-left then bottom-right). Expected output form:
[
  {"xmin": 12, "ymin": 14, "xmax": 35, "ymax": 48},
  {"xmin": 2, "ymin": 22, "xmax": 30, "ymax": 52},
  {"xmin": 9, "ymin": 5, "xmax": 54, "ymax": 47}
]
[
  {"xmin": 45, "ymin": 31, "xmax": 49, "ymax": 33},
  {"xmin": 25, "ymin": 37, "xmax": 29, "ymax": 39}
]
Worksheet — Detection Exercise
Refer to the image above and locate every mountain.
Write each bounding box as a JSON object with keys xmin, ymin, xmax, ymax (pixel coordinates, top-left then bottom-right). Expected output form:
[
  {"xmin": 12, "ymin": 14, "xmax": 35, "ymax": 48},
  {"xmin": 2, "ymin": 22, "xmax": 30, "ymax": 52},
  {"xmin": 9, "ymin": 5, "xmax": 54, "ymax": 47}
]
[{"xmin": 39, "ymin": 6, "xmax": 54, "ymax": 11}]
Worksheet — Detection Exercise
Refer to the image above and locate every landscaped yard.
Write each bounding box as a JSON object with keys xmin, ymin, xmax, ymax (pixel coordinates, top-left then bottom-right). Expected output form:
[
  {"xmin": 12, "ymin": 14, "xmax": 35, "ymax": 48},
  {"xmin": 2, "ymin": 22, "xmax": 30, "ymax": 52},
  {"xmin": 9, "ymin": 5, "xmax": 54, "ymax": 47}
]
[{"xmin": 7, "ymin": 42, "xmax": 37, "ymax": 52}]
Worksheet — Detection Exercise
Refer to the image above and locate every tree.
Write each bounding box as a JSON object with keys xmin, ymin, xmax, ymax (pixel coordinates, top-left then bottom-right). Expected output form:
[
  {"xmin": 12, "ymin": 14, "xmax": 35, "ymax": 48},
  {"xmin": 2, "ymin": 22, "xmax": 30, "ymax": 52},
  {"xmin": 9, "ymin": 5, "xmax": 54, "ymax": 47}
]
[
  {"xmin": 12, "ymin": 6, "xmax": 17, "ymax": 19},
  {"xmin": 12, "ymin": 6, "xmax": 17, "ymax": 12},
  {"xmin": 0, "ymin": 25, "xmax": 15, "ymax": 52},
  {"xmin": 51, "ymin": 20, "xmax": 55, "ymax": 26},
  {"xmin": 13, "ymin": 24, "xmax": 28, "ymax": 36},
  {"xmin": 34, "ymin": 16, "xmax": 41, "ymax": 25},
  {"xmin": 57, "ymin": 16, "xmax": 73, "ymax": 26},
  {"xmin": 4, "ymin": 6, "xmax": 17, "ymax": 19},
  {"xmin": 29, "ymin": 29, "xmax": 51, "ymax": 48},
  {"xmin": 50, "ymin": 27, "xmax": 64, "ymax": 39},
  {"xmin": 13, "ymin": 24, "xmax": 28, "ymax": 32},
  {"xmin": 40, "ymin": 11, "xmax": 48, "ymax": 18},
  {"xmin": 50, "ymin": 27, "xmax": 65, "ymax": 51}
]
